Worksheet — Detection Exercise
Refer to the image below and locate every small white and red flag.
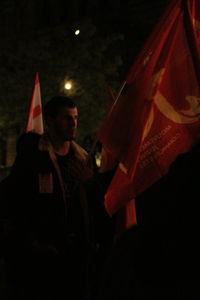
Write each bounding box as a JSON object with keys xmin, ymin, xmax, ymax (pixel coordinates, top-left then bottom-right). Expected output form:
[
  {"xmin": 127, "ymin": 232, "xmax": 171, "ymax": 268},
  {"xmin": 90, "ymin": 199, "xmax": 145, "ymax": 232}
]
[{"xmin": 25, "ymin": 72, "xmax": 44, "ymax": 134}]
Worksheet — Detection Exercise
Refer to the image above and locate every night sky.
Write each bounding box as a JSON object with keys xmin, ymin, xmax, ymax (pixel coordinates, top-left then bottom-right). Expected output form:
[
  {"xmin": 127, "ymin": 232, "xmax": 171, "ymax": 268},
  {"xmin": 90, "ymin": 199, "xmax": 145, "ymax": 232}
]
[
  {"xmin": 0, "ymin": 0, "xmax": 171, "ymax": 73},
  {"xmin": 0, "ymin": 0, "xmax": 172, "ymax": 149}
]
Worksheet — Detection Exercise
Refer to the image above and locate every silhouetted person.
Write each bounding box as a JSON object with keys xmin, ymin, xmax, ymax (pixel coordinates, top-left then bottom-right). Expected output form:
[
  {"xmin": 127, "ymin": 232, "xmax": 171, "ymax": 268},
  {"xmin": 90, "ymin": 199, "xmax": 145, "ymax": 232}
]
[{"xmin": 1, "ymin": 96, "xmax": 113, "ymax": 300}]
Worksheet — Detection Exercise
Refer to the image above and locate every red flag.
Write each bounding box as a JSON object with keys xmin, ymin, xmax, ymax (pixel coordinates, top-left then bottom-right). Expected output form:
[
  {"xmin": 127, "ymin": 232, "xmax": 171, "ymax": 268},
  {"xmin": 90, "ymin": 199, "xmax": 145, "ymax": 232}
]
[
  {"xmin": 98, "ymin": 0, "xmax": 200, "ymax": 216},
  {"xmin": 25, "ymin": 72, "xmax": 44, "ymax": 134}
]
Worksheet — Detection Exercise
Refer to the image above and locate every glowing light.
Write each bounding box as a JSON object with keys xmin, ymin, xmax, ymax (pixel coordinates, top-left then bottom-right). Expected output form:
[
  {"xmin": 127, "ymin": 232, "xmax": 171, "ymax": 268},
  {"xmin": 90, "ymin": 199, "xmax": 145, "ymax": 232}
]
[
  {"xmin": 95, "ymin": 153, "xmax": 101, "ymax": 167},
  {"xmin": 64, "ymin": 82, "xmax": 72, "ymax": 90},
  {"xmin": 75, "ymin": 29, "xmax": 80, "ymax": 35}
]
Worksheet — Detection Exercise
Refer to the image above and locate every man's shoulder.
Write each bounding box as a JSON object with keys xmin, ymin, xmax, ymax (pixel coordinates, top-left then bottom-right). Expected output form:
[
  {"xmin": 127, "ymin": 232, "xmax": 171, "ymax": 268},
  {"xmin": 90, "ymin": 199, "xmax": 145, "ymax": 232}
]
[
  {"xmin": 16, "ymin": 131, "xmax": 41, "ymax": 155},
  {"xmin": 71, "ymin": 141, "xmax": 88, "ymax": 162}
]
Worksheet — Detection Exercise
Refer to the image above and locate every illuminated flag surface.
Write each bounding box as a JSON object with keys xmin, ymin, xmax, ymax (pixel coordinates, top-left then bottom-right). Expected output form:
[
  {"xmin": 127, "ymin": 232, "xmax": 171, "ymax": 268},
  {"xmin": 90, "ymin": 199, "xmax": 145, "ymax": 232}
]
[
  {"xmin": 98, "ymin": 0, "xmax": 200, "ymax": 216},
  {"xmin": 26, "ymin": 72, "xmax": 44, "ymax": 134}
]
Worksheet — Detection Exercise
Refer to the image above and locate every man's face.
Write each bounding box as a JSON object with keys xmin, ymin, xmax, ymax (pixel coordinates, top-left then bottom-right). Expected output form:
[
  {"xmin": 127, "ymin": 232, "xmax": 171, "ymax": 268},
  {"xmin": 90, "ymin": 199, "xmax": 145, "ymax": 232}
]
[{"xmin": 50, "ymin": 106, "xmax": 78, "ymax": 141}]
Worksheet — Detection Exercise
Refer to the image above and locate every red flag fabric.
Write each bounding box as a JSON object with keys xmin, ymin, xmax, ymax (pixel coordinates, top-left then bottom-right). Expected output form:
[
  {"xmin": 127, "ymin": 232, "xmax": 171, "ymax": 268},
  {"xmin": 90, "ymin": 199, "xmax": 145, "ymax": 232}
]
[
  {"xmin": 100, "ymin": 87, "xmax": 137, "ymax": 230},
  {"xmin": 25, "ymin": 72, "xmax": 44, "ymax": 134},
  {"xmin": 98, "ymin": 0, "xmax": 200, "ymax": 216},
  {"xmin": 115, "ymin": 199, "xmax": 137, "ymax": 236}
]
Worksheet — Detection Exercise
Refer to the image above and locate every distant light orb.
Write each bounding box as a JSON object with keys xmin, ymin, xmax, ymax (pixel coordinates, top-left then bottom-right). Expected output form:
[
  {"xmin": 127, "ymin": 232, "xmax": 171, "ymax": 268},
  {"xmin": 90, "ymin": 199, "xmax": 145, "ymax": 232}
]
[
  {"xmin": 64, "ymin": 82, "xmax": 72, "ymax": 90},
  {"xmin": 75, "ymin": 29, "xmax": 80, "ymax": 35}
]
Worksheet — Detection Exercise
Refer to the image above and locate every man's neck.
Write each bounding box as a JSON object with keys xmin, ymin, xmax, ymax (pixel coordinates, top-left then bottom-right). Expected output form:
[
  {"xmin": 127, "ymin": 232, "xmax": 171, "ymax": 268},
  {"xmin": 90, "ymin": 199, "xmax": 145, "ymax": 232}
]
[
  {"xmin": 49, "ymin": 136, "xmax": 71, "ymax": 156},
  {"xmin": 53, "ymin": 142, "xmax": 71, "ymax": 156}
]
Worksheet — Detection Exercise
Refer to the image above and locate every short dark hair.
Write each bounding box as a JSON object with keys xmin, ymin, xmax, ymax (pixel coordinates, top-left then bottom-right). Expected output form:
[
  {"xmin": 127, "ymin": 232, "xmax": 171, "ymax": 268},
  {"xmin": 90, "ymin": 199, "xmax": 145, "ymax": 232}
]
[{"xmin": 44, "ymin": 96, "xmax": 76, "ymax": 120}]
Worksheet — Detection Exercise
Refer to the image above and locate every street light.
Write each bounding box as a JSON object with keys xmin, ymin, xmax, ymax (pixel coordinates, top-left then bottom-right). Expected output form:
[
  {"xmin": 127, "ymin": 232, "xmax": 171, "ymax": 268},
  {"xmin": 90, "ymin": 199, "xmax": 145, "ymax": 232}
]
[
  {"xmin": 75, "ymin": 29, "xmax": 80, "ymax": 35},
  {"xmin": 64, "ymin": 81, "xmax": 72, "ymax": 90}
]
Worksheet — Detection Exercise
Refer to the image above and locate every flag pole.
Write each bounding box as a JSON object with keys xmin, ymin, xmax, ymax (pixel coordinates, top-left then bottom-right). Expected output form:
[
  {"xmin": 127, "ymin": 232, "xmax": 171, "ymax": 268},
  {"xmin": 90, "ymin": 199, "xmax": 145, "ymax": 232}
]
[
  {"xmin": 88, "ymin": 80, "xmax": 127, "ymax": 158},
  {"xmin": 108, "ymin": 80, "xmax": 126, "ymax": 115}
]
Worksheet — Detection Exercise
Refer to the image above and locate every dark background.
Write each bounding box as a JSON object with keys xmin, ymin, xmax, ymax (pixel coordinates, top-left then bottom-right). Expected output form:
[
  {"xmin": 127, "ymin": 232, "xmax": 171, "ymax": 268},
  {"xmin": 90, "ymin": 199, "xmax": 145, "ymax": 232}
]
[{"xmin": 0, "ymin": 0, "xmax": 171, "ymax": 167}]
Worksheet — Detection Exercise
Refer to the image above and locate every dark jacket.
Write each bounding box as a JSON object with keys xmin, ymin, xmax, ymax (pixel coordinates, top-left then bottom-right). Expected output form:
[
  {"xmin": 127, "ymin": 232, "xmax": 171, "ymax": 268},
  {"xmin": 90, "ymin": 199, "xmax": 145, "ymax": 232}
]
[{"xmin": 2, "ymin": 132, "xmax": 97, "ymax": 253}]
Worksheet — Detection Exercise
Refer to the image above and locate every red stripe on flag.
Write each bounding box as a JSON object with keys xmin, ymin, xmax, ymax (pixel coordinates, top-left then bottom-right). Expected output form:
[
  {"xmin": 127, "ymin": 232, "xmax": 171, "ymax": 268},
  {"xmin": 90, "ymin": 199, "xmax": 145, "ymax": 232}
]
[
  {"xmin": 33, "ymin": 105, "xmax": 42, "ymax": 119},
  {"xmin": 25, "ymin": 72, "xmax": 44, "ymax": 134}
]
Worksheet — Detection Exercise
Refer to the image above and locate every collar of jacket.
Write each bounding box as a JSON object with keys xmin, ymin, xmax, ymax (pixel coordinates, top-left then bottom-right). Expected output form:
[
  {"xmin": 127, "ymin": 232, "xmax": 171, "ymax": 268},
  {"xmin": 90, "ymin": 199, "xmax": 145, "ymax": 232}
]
[
  {"xmin": 37, "ymin": 134, "xmax": 89, "ymax": 197},
  {"xmin": 38, "ymin": 133, "xmax": 88, "ymax": 162}
]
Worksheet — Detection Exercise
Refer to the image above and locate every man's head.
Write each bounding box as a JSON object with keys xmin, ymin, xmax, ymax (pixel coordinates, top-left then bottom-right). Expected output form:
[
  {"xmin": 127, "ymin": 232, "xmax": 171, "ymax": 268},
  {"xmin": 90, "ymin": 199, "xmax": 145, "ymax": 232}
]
[{"xmin": 44, "ymin": 96, "xmax": 78, "ymax": 141}]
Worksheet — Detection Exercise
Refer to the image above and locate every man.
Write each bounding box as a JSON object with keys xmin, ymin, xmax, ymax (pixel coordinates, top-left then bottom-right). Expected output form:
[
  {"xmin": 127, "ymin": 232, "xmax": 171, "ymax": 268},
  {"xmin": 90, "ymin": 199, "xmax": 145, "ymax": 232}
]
[{"xmin": 3, "ymin": 96, "xmax": 106, "ymax": 300}]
